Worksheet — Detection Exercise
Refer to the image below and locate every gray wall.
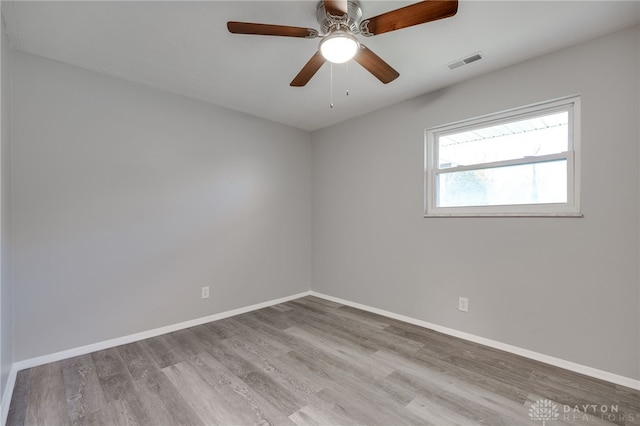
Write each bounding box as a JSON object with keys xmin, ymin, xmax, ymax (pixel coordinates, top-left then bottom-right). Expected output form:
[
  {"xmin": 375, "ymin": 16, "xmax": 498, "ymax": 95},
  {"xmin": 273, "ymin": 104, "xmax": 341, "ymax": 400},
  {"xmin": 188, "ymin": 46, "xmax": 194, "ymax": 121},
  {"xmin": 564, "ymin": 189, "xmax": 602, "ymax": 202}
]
[
  {"xmin": 1, "ymin": 14, "xmax": 13, "ymax": 397},
  {"xmin": 312, "ymin": 26, "xmax": 640, "ymax": 379},
  {"xmin": 7, "ymin": 22, "xmax": 640, "ymax": 382},
  {"xmin": 11, "ymin": 51, "xmax": 312, "ymax": 360}
]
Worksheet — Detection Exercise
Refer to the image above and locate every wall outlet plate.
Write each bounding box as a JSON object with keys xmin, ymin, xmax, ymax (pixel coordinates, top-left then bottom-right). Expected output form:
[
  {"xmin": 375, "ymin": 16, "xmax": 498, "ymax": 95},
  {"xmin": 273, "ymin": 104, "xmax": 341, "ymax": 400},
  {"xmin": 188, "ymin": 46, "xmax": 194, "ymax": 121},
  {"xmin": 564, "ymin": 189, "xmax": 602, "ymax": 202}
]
[{"xmin": 458, "ymin": 297, "xmax": 469, "ymax": 312}]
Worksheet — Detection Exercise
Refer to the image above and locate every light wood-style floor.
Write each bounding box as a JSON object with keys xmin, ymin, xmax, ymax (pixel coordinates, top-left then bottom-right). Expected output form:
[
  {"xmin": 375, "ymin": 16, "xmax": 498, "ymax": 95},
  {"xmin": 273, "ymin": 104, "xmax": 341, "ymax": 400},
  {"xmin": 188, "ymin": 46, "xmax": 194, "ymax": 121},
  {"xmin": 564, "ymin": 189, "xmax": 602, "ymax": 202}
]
[{"xmin": 7, "ymin": 296, "xmax": 640, "ymax": 425}]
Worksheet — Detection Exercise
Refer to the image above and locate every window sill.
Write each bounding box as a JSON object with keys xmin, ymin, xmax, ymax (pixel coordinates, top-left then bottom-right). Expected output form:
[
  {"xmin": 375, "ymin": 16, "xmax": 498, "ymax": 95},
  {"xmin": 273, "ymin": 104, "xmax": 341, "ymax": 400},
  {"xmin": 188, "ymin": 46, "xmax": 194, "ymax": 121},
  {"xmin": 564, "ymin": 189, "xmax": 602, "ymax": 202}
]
[{"xmin": 424, "ymin": 212, "xmax": 584, "ymax": 218}]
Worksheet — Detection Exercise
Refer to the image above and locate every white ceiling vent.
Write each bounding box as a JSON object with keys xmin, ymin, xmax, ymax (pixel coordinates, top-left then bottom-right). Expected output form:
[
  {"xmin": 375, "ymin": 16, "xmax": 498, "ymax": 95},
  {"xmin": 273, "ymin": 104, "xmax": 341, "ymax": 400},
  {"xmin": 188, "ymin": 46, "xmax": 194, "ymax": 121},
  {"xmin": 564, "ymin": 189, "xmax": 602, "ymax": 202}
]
[{"xmin": 447, "ymin": 52, "xmax": 484, "ymax": 70}]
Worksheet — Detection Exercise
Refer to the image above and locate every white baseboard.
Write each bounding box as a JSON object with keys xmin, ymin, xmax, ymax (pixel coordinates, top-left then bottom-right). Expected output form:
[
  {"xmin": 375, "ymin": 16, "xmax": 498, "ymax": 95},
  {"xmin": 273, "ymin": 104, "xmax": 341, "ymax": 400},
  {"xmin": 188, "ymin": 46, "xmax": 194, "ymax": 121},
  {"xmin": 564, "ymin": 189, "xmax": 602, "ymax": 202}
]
[
  {"xmin": 0, "ymin": 289, "xmax": 312, "ymax": 424},
  {"xmin": 310, "ymin": 291, "xmax": 640, "ymax": 391},
  {"xmin": 1, "ymin": 365, "xmax": 18, "ymax": 426}
]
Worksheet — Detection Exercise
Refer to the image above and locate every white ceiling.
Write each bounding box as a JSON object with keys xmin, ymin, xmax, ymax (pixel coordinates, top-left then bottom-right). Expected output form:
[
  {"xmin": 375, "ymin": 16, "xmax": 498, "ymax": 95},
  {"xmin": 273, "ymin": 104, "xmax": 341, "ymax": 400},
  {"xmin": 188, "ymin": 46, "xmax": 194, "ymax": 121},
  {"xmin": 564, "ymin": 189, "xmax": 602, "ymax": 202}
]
[{"xmin": 2, "ymin": 1, "xmax": 639, "ymax": 131}]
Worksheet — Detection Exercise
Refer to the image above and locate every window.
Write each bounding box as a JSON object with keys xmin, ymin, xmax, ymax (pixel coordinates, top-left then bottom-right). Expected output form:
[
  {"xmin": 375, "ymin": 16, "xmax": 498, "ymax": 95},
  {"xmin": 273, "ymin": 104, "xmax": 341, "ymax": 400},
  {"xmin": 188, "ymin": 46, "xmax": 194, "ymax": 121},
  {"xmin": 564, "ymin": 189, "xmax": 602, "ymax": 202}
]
[{"xmin": 425, "ymin": 96, "xmax": 581, "ymax": 217}]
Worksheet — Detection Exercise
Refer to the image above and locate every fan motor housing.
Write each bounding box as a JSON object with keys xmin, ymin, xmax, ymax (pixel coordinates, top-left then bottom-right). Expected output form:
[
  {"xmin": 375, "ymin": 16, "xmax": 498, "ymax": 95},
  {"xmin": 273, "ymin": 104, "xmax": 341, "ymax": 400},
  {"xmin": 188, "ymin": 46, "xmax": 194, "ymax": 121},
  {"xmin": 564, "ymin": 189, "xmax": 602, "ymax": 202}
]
[{"xmin": 316, "ymin": 0, "xmax": 363, "ymax": 34}]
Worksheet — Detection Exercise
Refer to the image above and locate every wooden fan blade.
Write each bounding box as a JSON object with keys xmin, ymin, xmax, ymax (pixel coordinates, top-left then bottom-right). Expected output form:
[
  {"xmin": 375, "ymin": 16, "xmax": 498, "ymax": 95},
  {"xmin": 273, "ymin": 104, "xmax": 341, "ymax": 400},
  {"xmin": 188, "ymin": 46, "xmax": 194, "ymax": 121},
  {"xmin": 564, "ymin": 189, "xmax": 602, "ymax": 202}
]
[
  {"xmin": 353, "ymin": 45, "xmax": 399, "ymax": 84},
  {"xmin": 360, "ymin": 1, "xmax": 458, "ymax": 36},
  {"xmin": 324, "ymin": 0, "xmax": 348, "ymax": 17},
  {"xmin": 227, "ymin": 21, "xmax": 318, "ymax": 38},
  {"xmin": 291, "ymin": 51, "xmax": 326, "ymax": 87}
]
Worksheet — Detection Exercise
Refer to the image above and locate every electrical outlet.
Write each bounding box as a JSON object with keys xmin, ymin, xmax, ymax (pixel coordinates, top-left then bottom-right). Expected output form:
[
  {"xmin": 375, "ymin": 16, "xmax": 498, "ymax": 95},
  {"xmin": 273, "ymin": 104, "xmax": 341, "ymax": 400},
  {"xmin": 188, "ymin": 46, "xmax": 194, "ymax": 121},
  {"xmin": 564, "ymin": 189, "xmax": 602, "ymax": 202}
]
[
  {"xmin": 201, "ymin": 286, "xmax": 210, "ymax": 299},
  {"xmin": 458, "ymin": 297, "xmax": 469, "ymax": 312}
]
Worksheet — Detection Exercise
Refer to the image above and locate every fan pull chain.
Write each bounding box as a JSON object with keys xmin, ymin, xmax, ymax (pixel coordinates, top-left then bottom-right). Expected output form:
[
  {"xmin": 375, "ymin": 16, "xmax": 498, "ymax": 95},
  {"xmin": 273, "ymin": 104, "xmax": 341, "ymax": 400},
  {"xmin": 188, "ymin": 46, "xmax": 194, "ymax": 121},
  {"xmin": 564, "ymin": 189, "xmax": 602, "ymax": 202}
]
[
  {"xmin": 346, "ymin": 62, "xmax": 349, "ymax": 97},
  {"xmin": 330, "ymin": 63, "xmax": 334, "ymax": 108}
]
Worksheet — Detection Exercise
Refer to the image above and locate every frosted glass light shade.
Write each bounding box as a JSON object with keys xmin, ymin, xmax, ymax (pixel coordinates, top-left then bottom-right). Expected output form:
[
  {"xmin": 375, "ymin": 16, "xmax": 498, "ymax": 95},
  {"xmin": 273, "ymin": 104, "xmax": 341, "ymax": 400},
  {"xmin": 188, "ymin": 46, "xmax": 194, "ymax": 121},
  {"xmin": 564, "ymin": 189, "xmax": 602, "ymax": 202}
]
[{"xmin": 319, "ymin": 31, "xmax": 359, "ymax": 64}]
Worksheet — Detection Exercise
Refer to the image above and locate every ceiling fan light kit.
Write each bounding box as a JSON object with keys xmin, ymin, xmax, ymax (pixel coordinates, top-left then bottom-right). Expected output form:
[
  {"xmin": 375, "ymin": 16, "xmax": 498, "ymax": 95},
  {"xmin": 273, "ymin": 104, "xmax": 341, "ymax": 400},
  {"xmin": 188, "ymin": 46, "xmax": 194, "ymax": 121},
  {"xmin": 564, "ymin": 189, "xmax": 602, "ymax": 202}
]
[
  {"xmin": 227, "ymin": 0, "xmax": 458, "ymax": 87},
  {"xmin": 319, "ymin": 30, "xmax": 359, "ymax": 63}
]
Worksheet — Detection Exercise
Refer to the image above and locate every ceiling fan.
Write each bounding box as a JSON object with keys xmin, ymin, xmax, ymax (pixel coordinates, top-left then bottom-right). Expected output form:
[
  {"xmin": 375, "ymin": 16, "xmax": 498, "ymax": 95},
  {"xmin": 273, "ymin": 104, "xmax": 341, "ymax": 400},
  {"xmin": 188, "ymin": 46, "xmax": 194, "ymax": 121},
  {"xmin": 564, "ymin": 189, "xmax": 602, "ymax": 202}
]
[{"xmin": 227, "ymin": 0, "xmax": 458, "ymax": 87}]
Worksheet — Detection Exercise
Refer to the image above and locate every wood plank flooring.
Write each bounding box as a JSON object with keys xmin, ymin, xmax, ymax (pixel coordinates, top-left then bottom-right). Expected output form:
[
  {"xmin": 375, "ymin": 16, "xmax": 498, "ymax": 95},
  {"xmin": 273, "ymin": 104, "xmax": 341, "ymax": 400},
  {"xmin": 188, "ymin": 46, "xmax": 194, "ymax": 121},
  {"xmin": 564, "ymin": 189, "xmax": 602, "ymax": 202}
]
[{"xmin": 7, "ymin": 296, "xmax": 640, "ymax": 425}]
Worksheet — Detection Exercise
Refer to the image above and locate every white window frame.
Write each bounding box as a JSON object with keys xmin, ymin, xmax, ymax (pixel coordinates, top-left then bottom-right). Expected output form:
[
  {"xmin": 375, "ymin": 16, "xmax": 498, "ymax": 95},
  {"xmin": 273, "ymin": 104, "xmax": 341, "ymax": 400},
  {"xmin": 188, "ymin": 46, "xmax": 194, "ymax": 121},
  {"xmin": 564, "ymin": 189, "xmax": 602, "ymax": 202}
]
[{"xmin": 425, "ymin": 95, "xmax": 582, "ymax": 217}]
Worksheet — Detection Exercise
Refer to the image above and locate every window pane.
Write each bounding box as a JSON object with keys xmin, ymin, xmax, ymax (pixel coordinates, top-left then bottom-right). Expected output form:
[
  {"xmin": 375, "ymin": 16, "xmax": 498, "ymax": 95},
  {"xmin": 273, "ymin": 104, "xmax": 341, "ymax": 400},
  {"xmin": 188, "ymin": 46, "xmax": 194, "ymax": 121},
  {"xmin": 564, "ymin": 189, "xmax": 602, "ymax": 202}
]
[
  {"xmin": 438, "ymin": 111, "xmax": 568, "ymax": 168},
  {"xmin": 437, "ymin": 160, "xmax": 567, "ymax": 207}
]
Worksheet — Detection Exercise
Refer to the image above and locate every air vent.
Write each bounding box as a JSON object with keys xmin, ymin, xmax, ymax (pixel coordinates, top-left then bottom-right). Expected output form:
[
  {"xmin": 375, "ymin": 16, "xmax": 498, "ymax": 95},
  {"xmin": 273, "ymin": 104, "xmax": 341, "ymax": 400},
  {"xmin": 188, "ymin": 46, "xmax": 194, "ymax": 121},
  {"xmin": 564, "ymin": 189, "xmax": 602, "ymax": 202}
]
[{"xmin": 447, "ymin": 52, "xmax": 484, "ymax": 70}]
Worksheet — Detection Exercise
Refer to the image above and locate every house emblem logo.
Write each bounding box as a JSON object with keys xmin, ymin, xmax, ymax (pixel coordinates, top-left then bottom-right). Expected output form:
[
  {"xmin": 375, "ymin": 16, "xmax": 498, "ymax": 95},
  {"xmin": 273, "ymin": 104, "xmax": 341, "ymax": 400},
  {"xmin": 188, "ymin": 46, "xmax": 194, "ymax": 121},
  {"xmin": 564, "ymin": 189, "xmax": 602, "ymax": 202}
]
[{"xmin": 529, "ymin": 398, "xmax": 559, "ymax": 425}]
